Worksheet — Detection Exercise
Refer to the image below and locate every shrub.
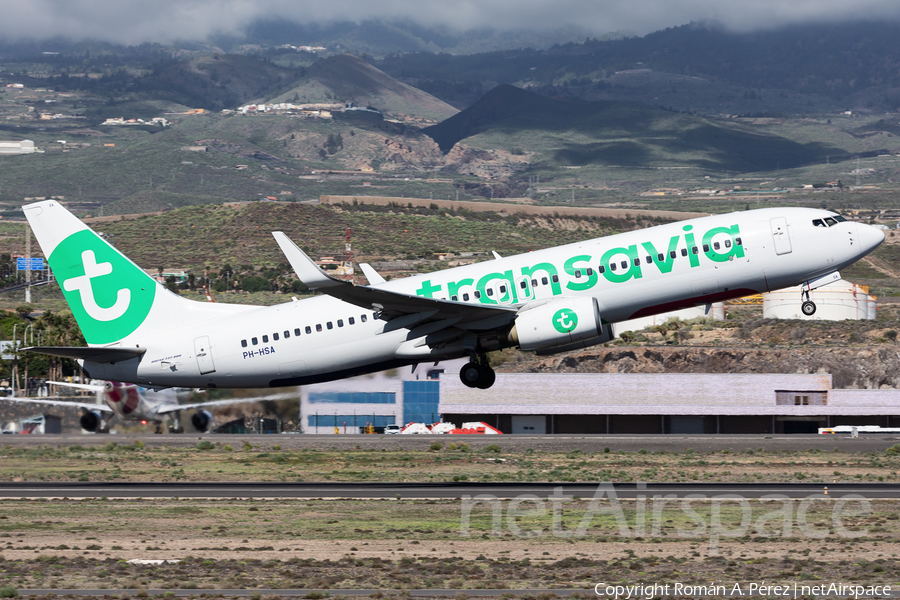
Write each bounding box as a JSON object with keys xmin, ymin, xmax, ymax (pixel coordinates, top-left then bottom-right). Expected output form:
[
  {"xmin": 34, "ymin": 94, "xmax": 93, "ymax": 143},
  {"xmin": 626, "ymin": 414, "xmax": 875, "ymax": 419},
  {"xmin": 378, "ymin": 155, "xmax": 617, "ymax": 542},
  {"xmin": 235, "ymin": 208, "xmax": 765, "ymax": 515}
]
[
  {"xmin": 0, "ymin": 587, "xmax": 18, "ymax": 598},
  {"xmin": 429, "ymin": 442, "xmax": 443, "ymax": 451},
  {"xmin": 133, "ymin": 440, "xmax": 145, "ymax": 450},
  {"xmin": 459, "ymin": 443, "xmax": 470, "ymax": 452},
  {"xmin": 483, "ymin": 444, "xmax": 501, "ymax": 454},
  {"xmin": 195, "ymin": 441, "xmax": 215, "ymax": 451}
]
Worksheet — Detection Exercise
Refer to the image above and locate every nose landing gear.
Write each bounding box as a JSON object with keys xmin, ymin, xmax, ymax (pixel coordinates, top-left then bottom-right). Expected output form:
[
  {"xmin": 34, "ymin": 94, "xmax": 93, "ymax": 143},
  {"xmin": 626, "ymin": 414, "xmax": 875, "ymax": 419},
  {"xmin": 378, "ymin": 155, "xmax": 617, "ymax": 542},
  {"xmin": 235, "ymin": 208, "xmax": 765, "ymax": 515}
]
[
  {"xmin": 801, "ymin": 289, "xmax": 817, "ymax": 316},
  {"xmin": 460, "ymin": 354, "xmax": 496, "ymax": 389}
]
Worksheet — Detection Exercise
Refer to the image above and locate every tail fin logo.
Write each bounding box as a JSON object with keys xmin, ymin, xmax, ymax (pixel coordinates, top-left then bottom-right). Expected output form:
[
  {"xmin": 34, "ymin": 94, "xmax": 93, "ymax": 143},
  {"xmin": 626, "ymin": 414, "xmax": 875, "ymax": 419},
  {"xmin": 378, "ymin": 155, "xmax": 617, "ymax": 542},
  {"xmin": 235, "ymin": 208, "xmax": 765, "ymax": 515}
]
[
  {"xmin": 63, "ymin": 250, "xmax": 131, "ymax": 321},
  {"xmin": 50, "ymin": 230, "xmax": 155, "ymax": 345}
]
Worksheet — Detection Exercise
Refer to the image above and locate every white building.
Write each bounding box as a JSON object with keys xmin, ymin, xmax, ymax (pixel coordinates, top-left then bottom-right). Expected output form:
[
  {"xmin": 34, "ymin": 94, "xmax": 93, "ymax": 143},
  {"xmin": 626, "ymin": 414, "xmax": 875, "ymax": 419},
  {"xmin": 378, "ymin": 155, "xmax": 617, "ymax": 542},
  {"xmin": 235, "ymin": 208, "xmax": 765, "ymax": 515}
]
[{"xmin": 0, "ymin": 140, "xmax": 35, "ymax": 155}]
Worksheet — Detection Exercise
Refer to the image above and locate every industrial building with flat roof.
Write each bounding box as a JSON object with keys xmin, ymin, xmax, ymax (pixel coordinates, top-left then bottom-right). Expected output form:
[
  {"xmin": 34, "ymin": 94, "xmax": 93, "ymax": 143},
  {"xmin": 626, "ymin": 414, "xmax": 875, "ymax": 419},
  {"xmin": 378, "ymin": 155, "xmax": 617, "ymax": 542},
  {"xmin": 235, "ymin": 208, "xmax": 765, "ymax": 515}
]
[{"xmin": 439, "ymin": 372, "xmax": 900, "ymax": 434}]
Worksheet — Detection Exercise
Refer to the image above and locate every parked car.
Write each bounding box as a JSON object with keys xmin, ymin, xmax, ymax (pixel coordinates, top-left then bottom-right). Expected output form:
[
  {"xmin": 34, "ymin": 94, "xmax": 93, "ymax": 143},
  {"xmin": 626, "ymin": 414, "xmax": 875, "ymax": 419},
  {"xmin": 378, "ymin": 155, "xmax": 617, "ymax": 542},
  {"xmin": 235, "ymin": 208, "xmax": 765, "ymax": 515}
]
[{"xmin": 384, "ymin": 424, "xmax": 401, "ymax": 434}]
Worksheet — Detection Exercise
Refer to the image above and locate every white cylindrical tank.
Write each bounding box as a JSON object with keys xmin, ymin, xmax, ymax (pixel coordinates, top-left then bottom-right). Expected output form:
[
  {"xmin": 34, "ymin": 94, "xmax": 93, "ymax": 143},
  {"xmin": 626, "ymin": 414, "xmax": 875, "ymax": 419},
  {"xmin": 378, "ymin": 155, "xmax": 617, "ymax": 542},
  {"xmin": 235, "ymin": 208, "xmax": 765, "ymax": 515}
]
[
  {"xmin": 763, "ymin": 281, "xmax": 875, "ymax": 320},
  {"xmin": 868, "ymin": 297, "xmax": 877, "ymax": 320}
]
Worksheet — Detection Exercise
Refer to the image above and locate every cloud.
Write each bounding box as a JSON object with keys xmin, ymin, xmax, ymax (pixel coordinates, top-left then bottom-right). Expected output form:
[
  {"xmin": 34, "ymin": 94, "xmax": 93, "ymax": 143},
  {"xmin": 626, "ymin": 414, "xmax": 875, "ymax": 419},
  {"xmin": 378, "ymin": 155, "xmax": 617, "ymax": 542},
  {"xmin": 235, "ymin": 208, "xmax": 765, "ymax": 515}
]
[{"xmin": 3, "ymin": 0, "xmax": 900, "ymax": 44}]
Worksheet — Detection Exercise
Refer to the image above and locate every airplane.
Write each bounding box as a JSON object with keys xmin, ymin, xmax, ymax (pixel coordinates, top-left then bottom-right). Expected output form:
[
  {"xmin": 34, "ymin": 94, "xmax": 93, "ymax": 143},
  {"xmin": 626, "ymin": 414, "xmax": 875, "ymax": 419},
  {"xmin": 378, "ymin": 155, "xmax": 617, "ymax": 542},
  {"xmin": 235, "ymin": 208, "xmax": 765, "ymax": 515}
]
[
  {"xmin": 0, "ymin": 380, "xmax": 292, "ymax": 433},
  {"xmin": 20, "ymin": 201, "xmax": 884, "ymax": 391}
]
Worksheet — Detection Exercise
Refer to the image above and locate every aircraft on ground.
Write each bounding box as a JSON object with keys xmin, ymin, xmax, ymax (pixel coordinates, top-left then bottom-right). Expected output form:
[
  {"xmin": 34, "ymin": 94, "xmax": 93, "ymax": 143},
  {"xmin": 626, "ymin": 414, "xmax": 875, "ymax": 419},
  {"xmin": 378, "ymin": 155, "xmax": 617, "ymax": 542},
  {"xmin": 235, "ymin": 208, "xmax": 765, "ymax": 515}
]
[
  {"xmin": 21, "ymin": 201, "xmax": 884, "ymax": 390},
  {"xmin": 1, "ymin": 381, "xmax": 288, "ymax": 432}
]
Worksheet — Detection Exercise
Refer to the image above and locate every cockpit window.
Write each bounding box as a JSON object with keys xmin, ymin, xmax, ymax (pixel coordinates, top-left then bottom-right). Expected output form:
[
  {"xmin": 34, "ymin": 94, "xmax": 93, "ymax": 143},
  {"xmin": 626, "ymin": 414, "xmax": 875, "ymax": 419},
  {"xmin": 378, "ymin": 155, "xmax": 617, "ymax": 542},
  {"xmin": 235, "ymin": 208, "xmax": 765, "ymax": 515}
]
[
  {"xmin": 812, "ymin": 219, "xmax": 826, "ymax": 227},
  {"xmin": 824, "ymin": 217, "xmax": 838, "ymax": 227},
  {"xmin": 833, "ymin": 215, "xmax": 847, "ymax": 222}
]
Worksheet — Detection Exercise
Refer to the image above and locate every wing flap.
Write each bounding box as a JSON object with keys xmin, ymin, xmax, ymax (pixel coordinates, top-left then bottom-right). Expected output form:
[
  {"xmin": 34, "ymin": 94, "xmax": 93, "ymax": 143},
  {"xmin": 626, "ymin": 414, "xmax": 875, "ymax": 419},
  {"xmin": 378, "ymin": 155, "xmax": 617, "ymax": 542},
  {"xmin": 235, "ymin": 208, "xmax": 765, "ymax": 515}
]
[{"xmin": 23, "ymin": 346, "xmax": 146, "ymax": 363}]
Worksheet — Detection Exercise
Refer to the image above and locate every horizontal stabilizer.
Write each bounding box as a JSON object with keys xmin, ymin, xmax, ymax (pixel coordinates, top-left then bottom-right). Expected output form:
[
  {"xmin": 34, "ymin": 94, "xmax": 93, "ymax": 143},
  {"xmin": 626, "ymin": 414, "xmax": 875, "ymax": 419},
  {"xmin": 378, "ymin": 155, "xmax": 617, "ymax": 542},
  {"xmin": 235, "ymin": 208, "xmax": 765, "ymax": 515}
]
[{"xmin": 23, "ymin": 346, "xmax": 146, "ymax": 363}]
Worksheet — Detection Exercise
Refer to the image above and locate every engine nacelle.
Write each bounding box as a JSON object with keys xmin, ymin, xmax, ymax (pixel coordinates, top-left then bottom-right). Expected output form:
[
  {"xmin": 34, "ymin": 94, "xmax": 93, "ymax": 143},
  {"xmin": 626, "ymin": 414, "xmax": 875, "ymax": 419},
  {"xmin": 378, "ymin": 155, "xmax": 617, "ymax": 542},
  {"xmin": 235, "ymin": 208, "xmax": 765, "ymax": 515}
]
[
  {"xmin": 509, "ymin": 296, "xmax": 603, "ymax": 351},
  {"xmin": 80, "ymin": 411, "xmax": 103, "ymax": 432},
  {"xmin": 191, "ymin": 410, "xmax": 213, "ymax": 433}
]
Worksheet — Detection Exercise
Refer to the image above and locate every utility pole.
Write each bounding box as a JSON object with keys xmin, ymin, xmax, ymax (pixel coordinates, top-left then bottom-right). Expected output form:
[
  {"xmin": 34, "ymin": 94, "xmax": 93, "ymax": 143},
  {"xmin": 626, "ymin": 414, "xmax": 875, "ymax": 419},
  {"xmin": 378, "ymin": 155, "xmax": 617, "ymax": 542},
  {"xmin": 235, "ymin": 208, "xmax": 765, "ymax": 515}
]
[{"xmin": 24, "ymin": 222, "xmax": 31, "ymax": 304}]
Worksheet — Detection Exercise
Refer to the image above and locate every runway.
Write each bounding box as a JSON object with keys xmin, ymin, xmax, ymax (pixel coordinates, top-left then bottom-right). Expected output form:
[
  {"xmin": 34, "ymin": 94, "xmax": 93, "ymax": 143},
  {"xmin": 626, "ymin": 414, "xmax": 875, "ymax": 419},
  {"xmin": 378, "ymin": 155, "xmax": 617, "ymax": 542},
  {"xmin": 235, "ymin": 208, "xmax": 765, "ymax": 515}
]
[{"xmin": 1, "ymin": 481, "xmax": 897, "ymax": 499}]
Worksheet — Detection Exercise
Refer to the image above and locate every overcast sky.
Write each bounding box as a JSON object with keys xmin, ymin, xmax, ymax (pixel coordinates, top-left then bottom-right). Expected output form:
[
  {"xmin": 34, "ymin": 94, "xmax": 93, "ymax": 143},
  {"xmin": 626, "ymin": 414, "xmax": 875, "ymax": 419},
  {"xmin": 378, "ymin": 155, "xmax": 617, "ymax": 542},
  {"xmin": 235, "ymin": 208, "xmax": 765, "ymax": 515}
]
[{"xmin": 3, "ymin": 0, "xmax": 900, "ymax": 45}]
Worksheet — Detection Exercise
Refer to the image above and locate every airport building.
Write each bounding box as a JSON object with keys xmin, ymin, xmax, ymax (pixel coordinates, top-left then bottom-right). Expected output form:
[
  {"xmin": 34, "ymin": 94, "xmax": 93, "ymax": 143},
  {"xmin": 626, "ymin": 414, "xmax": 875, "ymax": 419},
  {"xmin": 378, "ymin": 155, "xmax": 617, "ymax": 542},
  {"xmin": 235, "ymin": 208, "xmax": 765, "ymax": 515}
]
[
  {"xmin": 438, "ymin": 372, "xmax": 900, "ymax": 434},
  {"xmin": 0, "ymin": 140, "xmax": 35, "ymax": 155}
]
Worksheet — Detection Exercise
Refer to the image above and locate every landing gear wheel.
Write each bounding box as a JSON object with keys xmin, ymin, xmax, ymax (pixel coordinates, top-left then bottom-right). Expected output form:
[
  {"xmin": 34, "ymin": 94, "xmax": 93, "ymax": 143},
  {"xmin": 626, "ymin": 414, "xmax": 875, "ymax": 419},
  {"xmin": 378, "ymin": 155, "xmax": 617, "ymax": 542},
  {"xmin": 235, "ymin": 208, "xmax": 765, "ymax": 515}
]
[
  {"xmin": 460, "ymin": 363, "xmax": 482, "ymax": 388},
  {"xmin": 475, "ymin": 367, "xmax": 496, "ymax": 389},
  {"xmin": 801, "ymin": 300, "xmax": 817, "ymax": 316}
]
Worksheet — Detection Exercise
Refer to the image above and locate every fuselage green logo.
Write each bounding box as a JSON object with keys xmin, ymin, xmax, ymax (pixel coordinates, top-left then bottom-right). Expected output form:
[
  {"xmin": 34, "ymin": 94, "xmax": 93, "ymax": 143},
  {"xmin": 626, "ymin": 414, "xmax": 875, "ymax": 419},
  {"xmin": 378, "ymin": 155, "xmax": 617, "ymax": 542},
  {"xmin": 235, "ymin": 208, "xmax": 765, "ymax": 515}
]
[
  {"xmin": 50, "ymin": 230, "xmax": 155, "ymax": 345},
  {"xmin": 552, "ymin": 308, "xmax": 578, "ymax": 333}
]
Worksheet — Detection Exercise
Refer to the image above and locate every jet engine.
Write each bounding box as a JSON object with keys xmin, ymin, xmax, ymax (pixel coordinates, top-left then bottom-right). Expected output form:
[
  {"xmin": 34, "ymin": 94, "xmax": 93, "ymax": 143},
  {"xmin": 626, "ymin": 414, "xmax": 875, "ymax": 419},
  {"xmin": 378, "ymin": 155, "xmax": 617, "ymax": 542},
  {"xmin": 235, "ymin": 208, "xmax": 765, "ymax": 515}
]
[
  {"xmin": 80, "ymin": 411, "xmax": 103, "ymax": 432},
  {"xmin": 191, "ymin": 410, "xmax": 213, "ymax": 433},
  {"xmin": 508, "ymin": 296, "xmax": 605, "ymax": 352}
]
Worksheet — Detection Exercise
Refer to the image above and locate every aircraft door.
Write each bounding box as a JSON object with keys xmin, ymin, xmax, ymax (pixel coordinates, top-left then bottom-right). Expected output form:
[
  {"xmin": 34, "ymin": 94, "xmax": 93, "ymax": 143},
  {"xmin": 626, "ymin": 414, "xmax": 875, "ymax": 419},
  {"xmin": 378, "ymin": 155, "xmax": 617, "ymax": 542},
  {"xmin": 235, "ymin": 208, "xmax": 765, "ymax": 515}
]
[
  {"xmin": 193, "ymin": 336, "xmax": 216, "ymax": 375},
  {"xmin": 516, "ymin": 276, "xmax": 534, "ymax": 301},
  {"xmin": 770, "ymin": 217, "xmax": 792, "ymax": 255}
]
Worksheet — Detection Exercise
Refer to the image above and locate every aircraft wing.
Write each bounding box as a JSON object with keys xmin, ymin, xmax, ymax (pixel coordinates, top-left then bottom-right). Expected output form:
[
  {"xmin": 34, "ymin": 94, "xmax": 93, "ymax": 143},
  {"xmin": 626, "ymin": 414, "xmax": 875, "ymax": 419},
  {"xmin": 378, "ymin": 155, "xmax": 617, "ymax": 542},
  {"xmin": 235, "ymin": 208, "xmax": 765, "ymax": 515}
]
[
  {"xmin": 0, "ymin": 397, "xmax": 113, "ymax": 412},
  {"xmin": 23, "ymin": 346, "xmax": 146, "ymax": 363},
  {"xmin": 273, "ymin": 232, "xmax": 517, "ymax": 328},
  {"xmin": 155, "ymin": 393, "xmax": 298, "ymax": 414}
]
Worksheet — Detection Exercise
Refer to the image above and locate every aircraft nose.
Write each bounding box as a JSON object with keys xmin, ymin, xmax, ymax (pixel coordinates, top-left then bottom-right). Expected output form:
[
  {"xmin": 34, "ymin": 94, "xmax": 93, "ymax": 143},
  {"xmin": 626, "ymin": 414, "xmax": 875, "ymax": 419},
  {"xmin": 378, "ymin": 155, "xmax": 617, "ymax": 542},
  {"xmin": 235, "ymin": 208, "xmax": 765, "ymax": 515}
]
[{"xmin": 857, "ymin": 223, "xmax": 885, "ymax": 255}]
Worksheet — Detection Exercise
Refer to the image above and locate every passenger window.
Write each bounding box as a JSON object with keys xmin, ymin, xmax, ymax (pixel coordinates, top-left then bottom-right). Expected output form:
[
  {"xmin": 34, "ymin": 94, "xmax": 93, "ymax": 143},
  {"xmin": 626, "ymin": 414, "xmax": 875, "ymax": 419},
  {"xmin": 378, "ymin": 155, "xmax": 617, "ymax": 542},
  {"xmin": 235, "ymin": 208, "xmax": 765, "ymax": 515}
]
[
  {"xmin": 295, "ymin": 328, "xmax": 301, "ymax": 336},
  {"xmin": 702, "ymin": 244, "xmax": 709, "ymax": 252},
  {"xmin": 531, "ymin": 279, "xmax": 538, "ymax": 287},
  {"xmin": 541, "ymin": 277, "xmax": 548, "ymax": 285},
  {"xmin": 610, "ymin": 263, "xmax": 617, "ymax": 272},
  {"xmin": 621, "ymin": 260, "xmax": 628, "ymax": 269},
  {"xmin": 373, "ymin": 312, "xmax": 378, "ymax": 320},
  {"xmin": 474, "ymin": 290, "xmax": 481, "ymax": 299},
  {"xmin": 681, "ymin": 248, "xmax": 688, "ymax": 256},
  {"xmin": 361, "ymin": 314, "xmax": 367, "ymax": 323},
  {"xmin": 598, "ymin": 266, "xmax": 605, "ymax": 274},
  {"xmin": 586, "ymin": 267, "xmax": 594, "ymax": 276},
  {"xmin": 262, "ymin": 335, "xmax": 269, "ymax": 343},
  {"xmin": 452, "ymin": 295, "xmax": 458, "ymax": 301},
  {"xmin": 519, "ymin": 281, "xmax": 527, "ymax": 289},
  {"xmin": 812, "ymin": 219, "xmax": 825, "ymax": 227},
  {"xmin": 825, "ymin": 217, "xmax": 837, "ymax": 226},
  {"xmin": 634, "ymin": 258, "xmax": 640, "ymax": 267},
  {"xmin": 486, "ymin": 288, "xmax": 493, "ymax": 297},
  {"xmin": 552, "ymin": 274, "xmax": 559, "ymax": 283},
  {"xmin": 657, "ymin": 253, "xmax": 664, "ymax": 262},
  {"xmin": 724, "ymin": 240, "xmax": 732, "ymax": 248},
  {"xmin": 670, "ymin": 250, "xmax": 677, "ymax": 259},
  {"xmin": 284, "ymin": 330, "xmax": 290, "ymax": 339},
  {"xmin": 713, "ymin": 242, "xmax": 720, "ymax": 250},
  {"xmin": 273, "ymin": 333, "xmax": 279, "ymax": 341},
  {"xmin": 462, "ymin": 293, "xmax": 469, "ymax": 301},
  {"xmin": 241, "ymin": 340, "xmax": 247, "ymax": 348},
  {"xmin": 305, "ymin": 326, "xmax": 312, "ymax": 334},
  {"xmin": 316, "ymin": 324, "xmax": 322, "ymax": 332},
  {"xmin": 327, "ymin": 322, "xmax": 333, "ymax": 330},
  {"xmin": 349, "ymin": 317, "xmax": 355, "ymax": 325},
  {"xmin": 691, "ymin": 247, "xmax": 698, "ymax": 255},
  {"xmin": 574, "ymin": 270, "xmax": 581, "ymax": 278},
  {"xmin": 736, "ymin": 237, "xmax": 742, "ymax": 246},
  {"xmin": 252, "ymin": 337, "xmax": 258, "ymax": 345},
  {"xmin": 337, "ymin": 319, "xmax": 343, "ymax": 327}
]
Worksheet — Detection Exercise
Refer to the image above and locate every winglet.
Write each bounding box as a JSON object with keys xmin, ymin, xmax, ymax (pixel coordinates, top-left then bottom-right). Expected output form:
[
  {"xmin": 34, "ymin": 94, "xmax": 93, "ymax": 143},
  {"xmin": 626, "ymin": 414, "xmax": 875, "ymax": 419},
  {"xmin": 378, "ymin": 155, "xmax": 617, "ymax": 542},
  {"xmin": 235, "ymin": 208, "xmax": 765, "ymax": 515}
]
[
  {"xmin": 492, "ymin": 251, "xmax": 502, "ymax": 260},
  {"xmin": 272, "ymin": 232, "xmax": 346, "ymax": 290},
  {"xmin": 359, "ymin": 263, "xmax": 386, "ymax": 285}
]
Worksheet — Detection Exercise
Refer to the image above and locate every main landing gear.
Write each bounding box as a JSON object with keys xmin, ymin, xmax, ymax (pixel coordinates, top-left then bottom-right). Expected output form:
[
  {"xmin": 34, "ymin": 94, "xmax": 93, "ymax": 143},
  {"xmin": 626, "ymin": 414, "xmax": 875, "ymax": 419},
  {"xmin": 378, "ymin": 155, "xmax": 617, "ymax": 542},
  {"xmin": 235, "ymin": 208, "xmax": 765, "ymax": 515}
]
[
  {"xmin": 460, "ymin": 354, "xmax": 496, "ymax": 389},
  {"xmin": 801, "ymin": 289, "xmax": 817, "ymax": 316}
]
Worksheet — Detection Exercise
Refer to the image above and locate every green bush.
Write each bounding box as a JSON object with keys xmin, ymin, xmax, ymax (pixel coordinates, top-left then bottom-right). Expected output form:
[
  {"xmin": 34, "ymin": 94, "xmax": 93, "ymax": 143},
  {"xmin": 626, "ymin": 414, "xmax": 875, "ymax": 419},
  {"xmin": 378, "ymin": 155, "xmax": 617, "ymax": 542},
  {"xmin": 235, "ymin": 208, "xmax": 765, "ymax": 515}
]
[
  {"xmin": 483, "ymin": 444, "xmax": 501, "ymax": 454},
  {"xmin": 195, "ymin": 441, "xmax": 215, "ymax": 450},
  {"xmin": 0, "ymin": 586, "xmax": 18, "ymax": 598},
  {"xmin": 429, "ymin": 442, "xmax": 443, "ymax": 451}
]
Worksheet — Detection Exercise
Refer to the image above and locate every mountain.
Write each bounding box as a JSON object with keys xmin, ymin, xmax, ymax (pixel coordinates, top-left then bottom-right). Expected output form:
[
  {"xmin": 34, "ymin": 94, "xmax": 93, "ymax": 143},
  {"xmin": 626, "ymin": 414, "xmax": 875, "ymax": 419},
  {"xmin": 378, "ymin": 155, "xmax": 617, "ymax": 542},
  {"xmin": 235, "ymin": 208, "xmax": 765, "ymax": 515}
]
[
  {"xmin": 423, "ymin": 85, "xmax": 842, "ymax": 172},
  {"xmin": 378, "ymin": 21, "xmax": 900, "ymax": 115},
  {"xmin": 269, "ymin": 54, "xmax": 457, "ymax": 121}
]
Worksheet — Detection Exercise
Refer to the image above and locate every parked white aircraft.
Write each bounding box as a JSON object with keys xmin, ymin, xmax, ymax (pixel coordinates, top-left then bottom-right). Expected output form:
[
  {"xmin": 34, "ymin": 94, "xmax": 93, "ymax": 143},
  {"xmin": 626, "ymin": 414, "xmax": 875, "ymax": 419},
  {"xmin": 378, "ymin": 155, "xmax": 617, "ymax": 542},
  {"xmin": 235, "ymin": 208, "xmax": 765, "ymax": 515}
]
[
  {"xmin": 2, "ymin": 381, "xmax": 287, "ymax": 432},
  {"xmin": 21, "ymin": 201, "xmax": 883, "ymax": 390}
]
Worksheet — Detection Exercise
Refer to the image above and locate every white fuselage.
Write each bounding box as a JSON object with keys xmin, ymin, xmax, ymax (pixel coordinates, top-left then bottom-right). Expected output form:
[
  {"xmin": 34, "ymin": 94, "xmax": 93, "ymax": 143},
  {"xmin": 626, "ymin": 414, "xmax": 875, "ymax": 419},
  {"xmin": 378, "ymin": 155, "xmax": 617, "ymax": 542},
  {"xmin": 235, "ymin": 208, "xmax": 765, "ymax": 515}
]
[{"xmin": 82, "ymin": 207, "xmax": 883, "ymax": 389}]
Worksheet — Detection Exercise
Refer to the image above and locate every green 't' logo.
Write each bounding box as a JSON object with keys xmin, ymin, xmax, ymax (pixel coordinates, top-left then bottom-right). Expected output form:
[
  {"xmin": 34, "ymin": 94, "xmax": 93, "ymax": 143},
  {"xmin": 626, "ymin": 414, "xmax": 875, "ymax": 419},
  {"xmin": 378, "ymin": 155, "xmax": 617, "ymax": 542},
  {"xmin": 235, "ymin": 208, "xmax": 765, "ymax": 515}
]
[
  {"xmin": 49, "ymin": 229, "xmax": 155, "ymax": 345},
  {"xmin": 552, "ymin": 308, "xmax": 578, "ymax": 334}
]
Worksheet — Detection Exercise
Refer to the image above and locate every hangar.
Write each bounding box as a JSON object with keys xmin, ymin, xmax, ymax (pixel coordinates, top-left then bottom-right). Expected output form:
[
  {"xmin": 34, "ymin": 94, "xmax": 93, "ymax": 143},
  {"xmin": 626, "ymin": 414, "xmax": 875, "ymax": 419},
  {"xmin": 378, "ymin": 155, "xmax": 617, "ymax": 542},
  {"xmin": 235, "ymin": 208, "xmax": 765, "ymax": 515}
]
[{"xmin": 438, "ymin": 372, "xmax": 900, "ymax": 434}]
